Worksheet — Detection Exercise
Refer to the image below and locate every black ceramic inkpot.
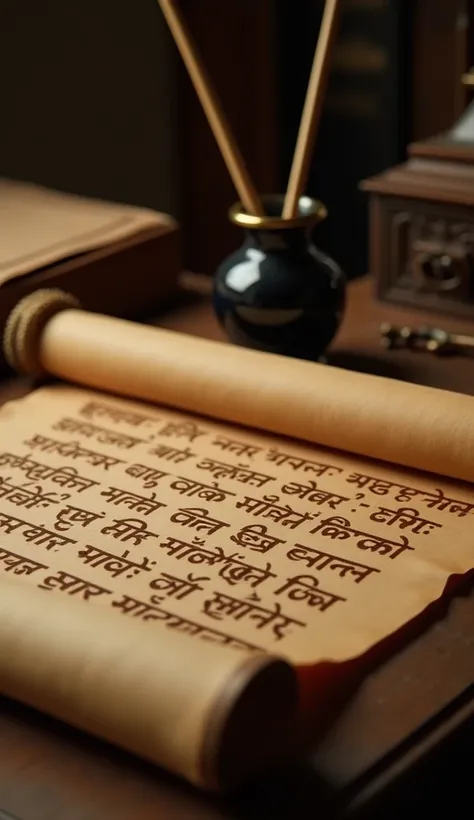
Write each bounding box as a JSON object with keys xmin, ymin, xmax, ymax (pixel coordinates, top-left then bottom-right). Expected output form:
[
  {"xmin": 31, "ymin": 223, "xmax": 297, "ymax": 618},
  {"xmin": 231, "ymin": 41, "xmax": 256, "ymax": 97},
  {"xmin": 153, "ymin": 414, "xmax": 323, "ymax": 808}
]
[{"xmin": 213, "ymin": 195, "xmax": 346, "ymax": 361}]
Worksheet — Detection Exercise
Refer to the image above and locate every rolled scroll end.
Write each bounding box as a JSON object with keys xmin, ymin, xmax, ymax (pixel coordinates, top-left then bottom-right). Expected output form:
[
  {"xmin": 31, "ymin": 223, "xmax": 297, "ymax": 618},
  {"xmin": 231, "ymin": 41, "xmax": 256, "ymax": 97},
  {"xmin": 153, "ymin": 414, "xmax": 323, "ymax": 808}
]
[
  {"xmin": 3, "ymin": 289, "xmax": 80, "ymax": 376},
  {"xmin": 201, "ymin": 654, "xmax": 299, "ymax": 791}
]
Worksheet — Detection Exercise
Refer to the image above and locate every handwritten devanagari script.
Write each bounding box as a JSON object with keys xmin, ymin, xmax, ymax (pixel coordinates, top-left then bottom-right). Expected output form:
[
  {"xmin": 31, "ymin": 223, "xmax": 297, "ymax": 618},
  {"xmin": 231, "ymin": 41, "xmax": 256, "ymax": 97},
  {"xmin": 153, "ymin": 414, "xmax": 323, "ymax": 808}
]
[{"xmin": 0, "ymin": 384, "xmax": 472, "ymax": 666}]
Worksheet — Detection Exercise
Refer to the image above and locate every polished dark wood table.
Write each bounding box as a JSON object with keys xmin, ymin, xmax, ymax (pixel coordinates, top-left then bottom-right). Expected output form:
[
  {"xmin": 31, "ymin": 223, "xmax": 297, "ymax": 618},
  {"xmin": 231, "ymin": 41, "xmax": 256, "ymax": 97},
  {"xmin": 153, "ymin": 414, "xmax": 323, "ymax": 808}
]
[{"xmin": 0, "ymin": 276, "xmax": 472, "ymax": 820}]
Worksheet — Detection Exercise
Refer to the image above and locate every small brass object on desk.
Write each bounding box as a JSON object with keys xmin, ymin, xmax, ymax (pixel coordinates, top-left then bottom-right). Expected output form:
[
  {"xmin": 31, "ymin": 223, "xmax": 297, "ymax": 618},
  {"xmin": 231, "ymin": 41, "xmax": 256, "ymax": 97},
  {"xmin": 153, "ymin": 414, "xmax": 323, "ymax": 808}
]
[
  {"xmin": 380, "ymin": 322, "xmax": 474, "ymax": 356},
  {"xmin": 462, "ymin": 67, "xmax": 474, "ymax": 88}
]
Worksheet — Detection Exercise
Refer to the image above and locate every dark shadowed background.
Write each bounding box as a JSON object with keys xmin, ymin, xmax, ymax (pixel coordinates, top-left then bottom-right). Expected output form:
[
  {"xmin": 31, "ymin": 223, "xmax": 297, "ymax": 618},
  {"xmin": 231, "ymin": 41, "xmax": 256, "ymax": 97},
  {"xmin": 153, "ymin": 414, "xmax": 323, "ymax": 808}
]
[{"xmin": 1, "ymin": 0, "xmax": 472, "ymax": 277}]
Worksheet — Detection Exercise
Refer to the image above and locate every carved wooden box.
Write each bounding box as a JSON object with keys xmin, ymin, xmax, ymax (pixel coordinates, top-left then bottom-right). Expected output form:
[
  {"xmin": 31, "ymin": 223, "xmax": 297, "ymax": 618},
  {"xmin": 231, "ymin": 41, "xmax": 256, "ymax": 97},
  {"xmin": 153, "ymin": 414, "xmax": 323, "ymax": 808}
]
[{"xmin": 362, "ymin": 138, "xmax": 474, "ymax": 320}]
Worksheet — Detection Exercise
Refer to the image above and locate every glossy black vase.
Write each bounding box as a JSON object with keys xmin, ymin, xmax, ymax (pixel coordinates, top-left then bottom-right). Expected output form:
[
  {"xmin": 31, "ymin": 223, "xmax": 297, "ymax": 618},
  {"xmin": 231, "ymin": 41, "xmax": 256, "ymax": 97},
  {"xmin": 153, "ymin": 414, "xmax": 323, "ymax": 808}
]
[{"xmin": 213, "ymin": 195, "xmax": 346, "ymax": 361}]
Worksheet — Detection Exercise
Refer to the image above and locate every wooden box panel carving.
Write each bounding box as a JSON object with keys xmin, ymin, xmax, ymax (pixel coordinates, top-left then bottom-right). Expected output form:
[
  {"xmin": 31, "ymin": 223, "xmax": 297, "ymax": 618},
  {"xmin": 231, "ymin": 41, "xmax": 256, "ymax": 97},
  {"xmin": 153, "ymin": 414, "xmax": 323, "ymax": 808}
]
[{"xmin": 371, "ymin": 195, "xmax": 474, "ymax": 318}]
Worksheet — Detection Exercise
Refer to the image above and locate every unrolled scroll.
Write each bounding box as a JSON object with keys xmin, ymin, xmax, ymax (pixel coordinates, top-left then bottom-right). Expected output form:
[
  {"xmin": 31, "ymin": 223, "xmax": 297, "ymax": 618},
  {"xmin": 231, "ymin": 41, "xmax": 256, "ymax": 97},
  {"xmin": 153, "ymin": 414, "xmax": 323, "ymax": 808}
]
[
  {"xmin": 7, "ymin": 289, "xmax": 474, "ymax": 484},
  {"xmin": 0, "ymin": 289, "xmax": 473, "ymax": 790}
]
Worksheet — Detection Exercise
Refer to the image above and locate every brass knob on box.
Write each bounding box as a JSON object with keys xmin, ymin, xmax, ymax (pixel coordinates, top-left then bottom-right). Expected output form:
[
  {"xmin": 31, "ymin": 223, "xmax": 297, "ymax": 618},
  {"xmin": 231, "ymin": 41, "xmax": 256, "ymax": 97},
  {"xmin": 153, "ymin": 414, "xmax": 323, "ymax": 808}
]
[{"xmin": 411, "ymin": 251, "xmax": 467, "ymax": 292}]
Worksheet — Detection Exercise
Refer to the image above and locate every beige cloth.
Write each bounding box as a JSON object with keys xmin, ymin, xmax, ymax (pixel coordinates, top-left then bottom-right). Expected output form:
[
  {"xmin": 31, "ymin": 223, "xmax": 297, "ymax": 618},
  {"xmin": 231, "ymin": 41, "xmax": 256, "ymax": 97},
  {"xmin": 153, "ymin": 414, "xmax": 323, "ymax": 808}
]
[{"xmin": 0, "ymin": 178, "xmax": 176, "ymax": 283}]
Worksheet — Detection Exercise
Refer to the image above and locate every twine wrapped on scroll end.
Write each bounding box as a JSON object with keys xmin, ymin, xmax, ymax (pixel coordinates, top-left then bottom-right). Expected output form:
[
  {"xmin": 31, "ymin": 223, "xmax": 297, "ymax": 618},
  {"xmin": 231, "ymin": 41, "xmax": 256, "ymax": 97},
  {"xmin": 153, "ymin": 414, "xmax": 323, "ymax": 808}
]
[{"xmin": 3, "ymin": 288, "xmax": 79, "ymax": 377}]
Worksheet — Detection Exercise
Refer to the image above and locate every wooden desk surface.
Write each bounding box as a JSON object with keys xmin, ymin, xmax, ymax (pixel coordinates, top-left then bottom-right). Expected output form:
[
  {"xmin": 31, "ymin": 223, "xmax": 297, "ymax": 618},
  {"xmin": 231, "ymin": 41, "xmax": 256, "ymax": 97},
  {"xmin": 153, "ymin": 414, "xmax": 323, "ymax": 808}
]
[{"xmin": 0, "ymin": 277, "xmax": 472, "ymax": 820}]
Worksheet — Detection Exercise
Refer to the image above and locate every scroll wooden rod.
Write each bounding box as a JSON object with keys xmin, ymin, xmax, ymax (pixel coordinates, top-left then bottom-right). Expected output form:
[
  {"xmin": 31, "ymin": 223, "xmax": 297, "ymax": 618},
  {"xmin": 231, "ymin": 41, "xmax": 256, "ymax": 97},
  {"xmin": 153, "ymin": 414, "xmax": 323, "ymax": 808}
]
[
  {"xmin": 157, "ymin": 0, "xmax": 264, "ymax": 217},
  {"xmin": 283, "ymin": 0, "xmax": 342, "ymax": 219}
]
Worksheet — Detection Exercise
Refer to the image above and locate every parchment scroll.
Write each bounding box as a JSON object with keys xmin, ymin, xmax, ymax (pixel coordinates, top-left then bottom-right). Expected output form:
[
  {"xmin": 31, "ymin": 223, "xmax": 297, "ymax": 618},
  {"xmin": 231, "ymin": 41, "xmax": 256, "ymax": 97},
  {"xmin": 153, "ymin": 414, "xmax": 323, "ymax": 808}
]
[
  {"xmin": 38, "ymin": 308, "xmax": 474, "ymax": 485},
  {"xmin": 0, "ymin": 384, "xmax": 472, "ymax": 666},
  {"xmin": 0, "ymin": 294, "xmax": 474, "ymax": 789}
]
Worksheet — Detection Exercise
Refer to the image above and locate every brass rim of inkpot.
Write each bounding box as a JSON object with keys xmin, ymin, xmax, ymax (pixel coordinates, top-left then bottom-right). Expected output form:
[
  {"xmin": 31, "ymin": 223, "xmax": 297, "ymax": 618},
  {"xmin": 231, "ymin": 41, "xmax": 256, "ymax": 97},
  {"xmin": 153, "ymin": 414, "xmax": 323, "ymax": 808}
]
[{"xmin": 229, "ymin": 194, "xmax": 327, "ymax": 230}]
